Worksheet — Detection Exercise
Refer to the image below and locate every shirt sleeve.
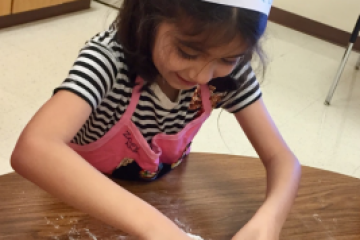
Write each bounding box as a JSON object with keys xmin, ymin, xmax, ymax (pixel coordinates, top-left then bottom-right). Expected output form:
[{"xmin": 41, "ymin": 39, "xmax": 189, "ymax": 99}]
[
  {"xmin": 53, "ymin": 40, "xmax": 120, "ymax": 111},
  {"xmin": 216, "ymin": 62, "xmax": 262, "ymax": 113}
]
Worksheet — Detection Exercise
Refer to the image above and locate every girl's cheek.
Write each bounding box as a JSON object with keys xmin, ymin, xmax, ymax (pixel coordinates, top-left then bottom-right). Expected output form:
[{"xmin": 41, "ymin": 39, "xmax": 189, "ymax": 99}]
[
  {"xmin": 165, "ymin": 51, "xmax": 188, "ymax": 71},
  {"xmin": 211, "ymin": 62, "xmax": 237, "ymax": 79}
]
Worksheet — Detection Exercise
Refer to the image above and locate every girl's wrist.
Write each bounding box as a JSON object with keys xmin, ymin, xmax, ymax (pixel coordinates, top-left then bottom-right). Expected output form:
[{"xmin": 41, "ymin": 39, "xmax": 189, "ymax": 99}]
[{"xmin": 252, "ymin": 203, "xmax": 286, "ymax": 233}]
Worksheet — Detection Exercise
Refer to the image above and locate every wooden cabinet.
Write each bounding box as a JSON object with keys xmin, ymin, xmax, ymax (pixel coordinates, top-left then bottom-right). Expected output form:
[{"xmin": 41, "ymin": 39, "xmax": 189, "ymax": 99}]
[
  {"xmin": 0, "ymin": 0, "xmax": 90, "ymax": 30},
  {"xmin": 0, "ymin": 0, "xmax": 12, "ymax": 16},
  {"xmin": 12, "ymin": 0, "xmax": 76, "ymax": 14}
]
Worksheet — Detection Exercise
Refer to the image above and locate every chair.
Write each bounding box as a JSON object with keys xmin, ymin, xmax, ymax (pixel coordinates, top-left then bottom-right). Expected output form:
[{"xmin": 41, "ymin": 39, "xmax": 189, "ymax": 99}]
[{"xmin": 325, "ymin": 15, "xmax": 360, "ymax": 105}]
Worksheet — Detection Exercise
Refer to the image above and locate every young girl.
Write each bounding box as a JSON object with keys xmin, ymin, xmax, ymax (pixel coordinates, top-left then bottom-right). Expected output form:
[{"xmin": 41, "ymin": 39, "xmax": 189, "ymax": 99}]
[{"xmin": 11, "ymin": 0, "xmax": 301, "ymax": 239}]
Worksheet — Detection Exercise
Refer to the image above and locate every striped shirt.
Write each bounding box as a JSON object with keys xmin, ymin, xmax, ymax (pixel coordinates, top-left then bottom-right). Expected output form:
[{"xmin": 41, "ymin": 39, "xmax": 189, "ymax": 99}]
[{"xmin": 54, "ymin": 27, "xmax": 262, "ymax": 145}]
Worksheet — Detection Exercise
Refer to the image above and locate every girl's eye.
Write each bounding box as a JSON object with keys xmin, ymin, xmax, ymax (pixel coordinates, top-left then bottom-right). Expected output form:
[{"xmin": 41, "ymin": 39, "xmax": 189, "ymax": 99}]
[
  {"xmin": 177, "ymin": 47, "xmax": 198, "ymax": 60},
  {"xmin": 221, "ymin": 55, "xmax": 244, "ymax": 66},
  {"xmin": 221, "ymin": 59, "xmax": 239, "ymax": 66}
]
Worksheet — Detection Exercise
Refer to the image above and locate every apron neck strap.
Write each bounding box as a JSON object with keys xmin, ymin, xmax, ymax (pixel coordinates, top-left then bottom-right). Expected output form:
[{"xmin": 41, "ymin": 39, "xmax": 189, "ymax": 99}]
[
  {"xmin": 121, "ymin": 76, "xmax": 143, "ymax": 121},
  {"xmin": 123, "ymin": 77, "xmax": 213, "ymax": 121}
]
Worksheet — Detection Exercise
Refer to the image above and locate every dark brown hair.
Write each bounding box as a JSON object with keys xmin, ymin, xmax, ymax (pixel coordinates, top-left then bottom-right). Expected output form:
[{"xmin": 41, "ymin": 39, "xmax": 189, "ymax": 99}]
[{"xmin": 115, "ymin": 0, "xmax": 268, "ymax": 91}]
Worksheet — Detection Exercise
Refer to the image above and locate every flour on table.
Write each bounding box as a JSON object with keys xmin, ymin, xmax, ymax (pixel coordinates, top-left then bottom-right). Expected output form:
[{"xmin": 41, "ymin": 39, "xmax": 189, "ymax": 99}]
[{"xmin": 187, "ymin": 233, "xmax": 204, "ymax": 240}]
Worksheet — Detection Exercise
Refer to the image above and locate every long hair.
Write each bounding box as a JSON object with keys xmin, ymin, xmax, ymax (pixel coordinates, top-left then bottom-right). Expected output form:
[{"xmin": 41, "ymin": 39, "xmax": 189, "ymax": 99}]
[{"xmin": 115, "ymin": 0, "xmax": 268, "ymax": 91}]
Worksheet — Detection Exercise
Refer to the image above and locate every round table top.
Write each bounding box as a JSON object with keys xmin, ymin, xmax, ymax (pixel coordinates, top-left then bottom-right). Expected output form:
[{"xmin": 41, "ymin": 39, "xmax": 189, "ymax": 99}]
[{"xmin": 0, "ymin": 153, "xmax": 360, "ymax": 240}]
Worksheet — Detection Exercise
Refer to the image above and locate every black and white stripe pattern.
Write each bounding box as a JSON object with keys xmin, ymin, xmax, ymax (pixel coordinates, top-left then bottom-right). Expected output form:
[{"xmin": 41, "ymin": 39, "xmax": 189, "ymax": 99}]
[{"xmin": 54, "ymin": 27, "xmax": 262, "ymax": 145}]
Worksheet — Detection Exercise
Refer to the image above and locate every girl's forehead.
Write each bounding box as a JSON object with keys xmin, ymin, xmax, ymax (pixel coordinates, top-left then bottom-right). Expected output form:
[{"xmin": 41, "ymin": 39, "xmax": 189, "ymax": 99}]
[
  {"xmin": 173, "ymin": 32, "xmax": 247, "ymax": 56},
  {"xmin": 160, "ymin": 22, "xmax": 247, "ymax": 54},
  {"xmin": 177, "ymin": 36, "xmax": 247, "ymax": 56}
]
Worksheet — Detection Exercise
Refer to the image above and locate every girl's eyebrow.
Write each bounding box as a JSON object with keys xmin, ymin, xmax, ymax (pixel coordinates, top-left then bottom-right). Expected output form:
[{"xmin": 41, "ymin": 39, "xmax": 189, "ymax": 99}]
[{"xmin": 176, "ymin": 38, "xmax": 205, "ymax": 52}]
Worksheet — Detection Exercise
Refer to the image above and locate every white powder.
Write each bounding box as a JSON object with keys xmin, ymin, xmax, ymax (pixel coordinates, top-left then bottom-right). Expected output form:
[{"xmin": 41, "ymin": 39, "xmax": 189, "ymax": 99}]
[{"xmin": 187, "ymin": 233, "xmax": 204, "ymax": 240}]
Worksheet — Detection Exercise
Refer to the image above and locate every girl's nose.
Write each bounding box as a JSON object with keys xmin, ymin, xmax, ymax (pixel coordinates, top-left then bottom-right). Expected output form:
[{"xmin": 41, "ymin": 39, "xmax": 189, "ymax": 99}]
[{"xmin": 188, "ymin": 62, "xmax": 215, "ymax": 85}]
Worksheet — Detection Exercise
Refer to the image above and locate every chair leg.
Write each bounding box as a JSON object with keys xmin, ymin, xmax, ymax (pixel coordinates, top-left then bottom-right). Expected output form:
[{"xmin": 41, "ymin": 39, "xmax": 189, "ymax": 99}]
[
  {"xmin": 356, "ymin": 55, "xmax": 360, "ymax": 70},
  {"xmin": 325, "ymin": 15, "xmax": 360, "ymax": 105},
  {"xmin": 324, "ymin": 43, "xmax": 354, "ymax": 105}
]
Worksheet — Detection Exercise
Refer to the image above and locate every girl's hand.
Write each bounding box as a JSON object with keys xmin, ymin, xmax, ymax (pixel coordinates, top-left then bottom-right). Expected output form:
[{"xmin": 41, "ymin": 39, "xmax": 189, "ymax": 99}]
[{"xmin": 232, "ymin": 214, "xmax": 280, "ymax": 240}]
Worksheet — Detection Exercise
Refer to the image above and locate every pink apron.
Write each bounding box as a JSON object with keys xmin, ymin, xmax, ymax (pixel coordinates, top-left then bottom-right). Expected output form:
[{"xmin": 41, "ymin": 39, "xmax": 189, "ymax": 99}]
[{"xmin": 69, "ymin": 77, "xmax": 212, "ymax": 181}]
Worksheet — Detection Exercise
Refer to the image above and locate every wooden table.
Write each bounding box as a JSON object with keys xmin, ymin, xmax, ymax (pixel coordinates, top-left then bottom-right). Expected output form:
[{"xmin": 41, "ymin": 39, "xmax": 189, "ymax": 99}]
[{"xmin": 0, "ymin": 153, "xmax": 360, "ymax": 240}]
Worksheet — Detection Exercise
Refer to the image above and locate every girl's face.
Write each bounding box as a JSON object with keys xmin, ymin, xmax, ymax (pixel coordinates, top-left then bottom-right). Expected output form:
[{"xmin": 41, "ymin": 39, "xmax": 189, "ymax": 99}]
[{"xmin": 152, "ymin": 22, "xmax": 248, "ymax": 90}]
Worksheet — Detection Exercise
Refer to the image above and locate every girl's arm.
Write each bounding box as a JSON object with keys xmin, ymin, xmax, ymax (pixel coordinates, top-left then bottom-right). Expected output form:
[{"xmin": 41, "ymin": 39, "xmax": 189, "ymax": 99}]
[
  {"xmin": 11, "ymin": 91, "xmax": 190, "ymax": 240},
  {"xmin": 234, "ymin": 98, "xmax": 301, "ymax": 235}
]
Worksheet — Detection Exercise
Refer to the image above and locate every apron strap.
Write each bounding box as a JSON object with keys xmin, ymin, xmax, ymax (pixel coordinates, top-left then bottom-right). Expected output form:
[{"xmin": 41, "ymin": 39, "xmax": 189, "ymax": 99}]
[
  {"xmin": 121, "ymin": 76, "xmax": 143, "ymax": 121},
  {"xmin": 199, "ymin": 84, "xmax": 212, "ymax": 114},
  {"xmin": 123, "ymin": 77, "xmax": 212, "ymax": 121}
]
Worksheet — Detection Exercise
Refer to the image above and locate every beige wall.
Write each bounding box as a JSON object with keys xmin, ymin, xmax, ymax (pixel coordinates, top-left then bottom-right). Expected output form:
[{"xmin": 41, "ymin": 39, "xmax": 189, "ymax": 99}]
[{"xmin": 273, "ymin": 0, "xmax": 360, "ymax": 33}]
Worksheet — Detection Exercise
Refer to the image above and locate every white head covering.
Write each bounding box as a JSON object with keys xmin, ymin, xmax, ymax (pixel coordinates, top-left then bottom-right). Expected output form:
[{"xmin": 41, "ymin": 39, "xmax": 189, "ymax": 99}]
[{"xmin": 202, "ymin": 0, "xmax": 272, "ymax": 16}]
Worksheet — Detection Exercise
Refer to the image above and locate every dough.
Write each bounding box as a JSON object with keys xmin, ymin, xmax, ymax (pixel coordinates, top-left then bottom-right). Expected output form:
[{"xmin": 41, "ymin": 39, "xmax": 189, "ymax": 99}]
[{"xmin": 187, "ymin": 233, "xmax": 204, "ymax": 240}]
